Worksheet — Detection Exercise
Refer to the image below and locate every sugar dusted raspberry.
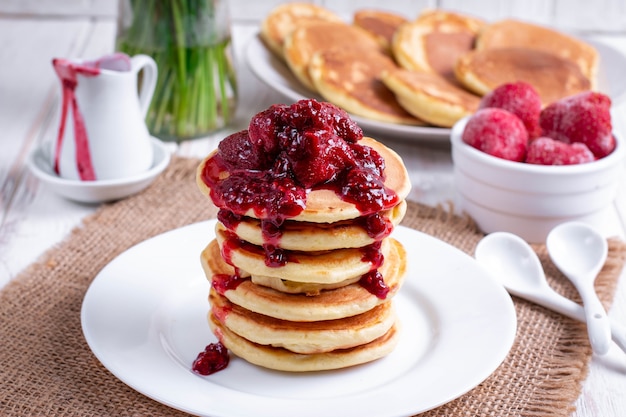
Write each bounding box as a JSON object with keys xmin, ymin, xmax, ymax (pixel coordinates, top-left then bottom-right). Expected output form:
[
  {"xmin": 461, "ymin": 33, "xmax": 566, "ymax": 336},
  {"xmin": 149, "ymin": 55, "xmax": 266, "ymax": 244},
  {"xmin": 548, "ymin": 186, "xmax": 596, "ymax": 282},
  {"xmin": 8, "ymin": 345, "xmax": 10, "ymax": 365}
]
[
  {"xmin": 462, "ymin": 108, "xmax": 529, "ymax": 162},
  {"xmin": 526, "ymin": 137, "xmax": 595, "ymax": 165},
  {"xmin": 539, "ymin": 91, "xmax": 615, "ymax": 158},
  {"xmin": 479, "ymin": 81, "xmax": 542, "ymax": 139}
]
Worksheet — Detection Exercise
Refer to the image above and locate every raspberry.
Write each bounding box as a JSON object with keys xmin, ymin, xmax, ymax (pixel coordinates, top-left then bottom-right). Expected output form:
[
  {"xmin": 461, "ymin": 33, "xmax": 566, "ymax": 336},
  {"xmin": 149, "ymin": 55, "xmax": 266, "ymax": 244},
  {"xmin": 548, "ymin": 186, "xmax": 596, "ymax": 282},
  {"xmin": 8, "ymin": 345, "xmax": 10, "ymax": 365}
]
[
  {"xmin": 462, "ymin": 108, "xmax": 529, "ymax": 162},
  {"xmin": 526, "ymin": 137, "xmax": 595, "ymax": 165},
  {"xmin": 218, "ymin": 130, "xmax": 272, "ymax": 170},
  {"xmin": 191, "ymin": 342, "xmax": 229, "ymax": 375},
  {"xmin": 539, "ymin": 91, "xmax": 615, "ymax": 158},
  {"xmin": 288, "ymin": 130, "xmax": 354, "ymax": 188},
  {"xmin": 248, "ymin": 104, "xmax": 287, "ymax": 155},
  {"xmin": 479, "ymin": 81, "xmax": 542, "ymax": 139}
]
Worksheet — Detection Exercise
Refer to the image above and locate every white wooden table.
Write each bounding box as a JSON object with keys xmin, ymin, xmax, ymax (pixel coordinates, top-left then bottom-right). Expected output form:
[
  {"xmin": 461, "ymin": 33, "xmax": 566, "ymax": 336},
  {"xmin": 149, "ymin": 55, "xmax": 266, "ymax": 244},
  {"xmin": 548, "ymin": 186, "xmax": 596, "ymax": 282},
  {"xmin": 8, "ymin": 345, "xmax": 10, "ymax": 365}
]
[{"xmin": 1, "ymin": 2, "xmax": 626, "ymax": 416}]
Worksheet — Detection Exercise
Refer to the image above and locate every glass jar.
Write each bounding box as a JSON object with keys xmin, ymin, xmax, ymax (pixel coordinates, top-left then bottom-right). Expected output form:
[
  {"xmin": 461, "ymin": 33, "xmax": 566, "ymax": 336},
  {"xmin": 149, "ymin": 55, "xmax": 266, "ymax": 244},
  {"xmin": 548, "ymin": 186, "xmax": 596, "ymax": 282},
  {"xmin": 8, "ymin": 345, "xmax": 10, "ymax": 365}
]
[{"xmin": 116, "ymin": 0, "xmax": 238, "ymax": 142}]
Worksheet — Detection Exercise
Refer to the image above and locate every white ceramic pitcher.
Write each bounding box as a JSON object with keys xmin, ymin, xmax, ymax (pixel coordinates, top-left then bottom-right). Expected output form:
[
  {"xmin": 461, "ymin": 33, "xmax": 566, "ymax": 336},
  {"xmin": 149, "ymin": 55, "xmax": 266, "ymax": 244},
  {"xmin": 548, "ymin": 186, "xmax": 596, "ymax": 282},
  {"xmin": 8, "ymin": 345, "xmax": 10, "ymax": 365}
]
[{"xmin": 52, "ymin": 53, "xmax": 157, "ymax": 181}]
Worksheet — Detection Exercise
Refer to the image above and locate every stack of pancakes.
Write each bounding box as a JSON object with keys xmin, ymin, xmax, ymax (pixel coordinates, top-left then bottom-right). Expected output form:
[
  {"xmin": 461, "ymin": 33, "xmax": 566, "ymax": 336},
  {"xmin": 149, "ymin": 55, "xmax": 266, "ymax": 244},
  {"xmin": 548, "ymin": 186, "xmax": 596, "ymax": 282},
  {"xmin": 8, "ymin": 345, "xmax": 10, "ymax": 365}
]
[
  {"xmin": 260, "ymin": 4, "xmax": 598, "ymax": 128},
  {"xmin": 196, "ymin": 136, "xmax": 411, "ymax": 372}
]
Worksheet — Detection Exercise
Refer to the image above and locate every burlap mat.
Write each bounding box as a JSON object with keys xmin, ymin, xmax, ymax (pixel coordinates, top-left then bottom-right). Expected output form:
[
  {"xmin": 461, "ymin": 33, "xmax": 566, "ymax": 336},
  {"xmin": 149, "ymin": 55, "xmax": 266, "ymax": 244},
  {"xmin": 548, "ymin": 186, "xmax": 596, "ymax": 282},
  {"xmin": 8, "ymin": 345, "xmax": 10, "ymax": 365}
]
[{"xmin": 1, "ymin": 156, "xmax": 625, "ymax": 417}]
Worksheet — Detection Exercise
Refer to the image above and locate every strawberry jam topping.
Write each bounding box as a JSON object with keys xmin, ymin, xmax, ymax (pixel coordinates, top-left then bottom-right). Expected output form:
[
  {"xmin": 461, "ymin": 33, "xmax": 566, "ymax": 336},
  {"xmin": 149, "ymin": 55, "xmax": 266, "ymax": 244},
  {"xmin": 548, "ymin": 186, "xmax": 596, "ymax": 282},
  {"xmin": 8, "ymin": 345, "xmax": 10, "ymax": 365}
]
[{"xmin": 199, "ymin": 99, "xmax": 398, "ymax": 222}]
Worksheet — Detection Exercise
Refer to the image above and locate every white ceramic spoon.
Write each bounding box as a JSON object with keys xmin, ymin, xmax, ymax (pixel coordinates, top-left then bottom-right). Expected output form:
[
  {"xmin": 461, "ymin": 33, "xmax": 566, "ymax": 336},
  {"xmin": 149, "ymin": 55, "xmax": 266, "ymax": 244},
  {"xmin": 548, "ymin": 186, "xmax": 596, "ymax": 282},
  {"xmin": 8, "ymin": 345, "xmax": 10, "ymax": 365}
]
[
  {"xmin": 475, "ymin": 231, "xmax": 626, "ymax": 355},
  {"xmin": 546, "ymin": 222, "xmax": 612, "ymax": 355}
]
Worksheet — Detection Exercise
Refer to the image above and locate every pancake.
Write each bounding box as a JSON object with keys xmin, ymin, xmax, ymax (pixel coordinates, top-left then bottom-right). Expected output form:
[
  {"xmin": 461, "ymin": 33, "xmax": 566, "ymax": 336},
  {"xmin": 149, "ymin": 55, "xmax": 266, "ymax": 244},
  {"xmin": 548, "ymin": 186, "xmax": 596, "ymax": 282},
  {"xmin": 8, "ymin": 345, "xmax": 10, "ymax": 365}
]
[
  {"xmin": 475, "ymin": 19, "xmax": 598, "ymax": 85},
  {"xmin": 214, "ymin": 225, "xmax": 393, "ymax": 284},
  {"xmin": 219, "ymin": 200, "xmax": 406, "ymax": 252},
  {"xmin": 353, "ymin": 9, "xmax": 409, "ymax": 52},
  {"xmin": 210, "ymin": 289, "xmax": 396, "ymax": 354},
  {"xmin": 201, "ymin": 238, "xmax": 407, "ymax": 321},
  {"xmin": 250, "ymin": 274, "xmax": 361, "ymax": 296},
  {"xmin": 209, "ymin": 313, "xmax": 400, "ymax": 372},
  {"xmin": 392, "ymin": 9, "xmax": 485, "ymax": 84},
  {"xmin": 309, "ymin": 47, "xmax": 426, "ymax": 125},
  {"xmin": 382, "ymin": 68, "xmax": 480, "ymax": 127},
  {"xmin": 283, "ymin": 21, "xmax": 381, "ymax": 91},
  {"xmin": 197, "ymin": 137, "xmax": 411, "ymax": 224},
  {"xmin": 260, "ymin": 3, "xmax": 343, "ymax": 58},
  {"xmin": 454, "ymin": 47, "xmax": 591, "ymax": 105}
]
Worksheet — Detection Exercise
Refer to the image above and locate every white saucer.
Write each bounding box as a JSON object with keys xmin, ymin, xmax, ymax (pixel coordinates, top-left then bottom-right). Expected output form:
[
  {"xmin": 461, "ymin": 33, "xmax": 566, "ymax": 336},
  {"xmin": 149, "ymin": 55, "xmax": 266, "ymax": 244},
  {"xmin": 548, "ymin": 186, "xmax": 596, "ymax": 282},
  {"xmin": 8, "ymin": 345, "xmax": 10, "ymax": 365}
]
[{"xmin": 27, "ymin": 138, "xmax": 171, "ymax": 203}]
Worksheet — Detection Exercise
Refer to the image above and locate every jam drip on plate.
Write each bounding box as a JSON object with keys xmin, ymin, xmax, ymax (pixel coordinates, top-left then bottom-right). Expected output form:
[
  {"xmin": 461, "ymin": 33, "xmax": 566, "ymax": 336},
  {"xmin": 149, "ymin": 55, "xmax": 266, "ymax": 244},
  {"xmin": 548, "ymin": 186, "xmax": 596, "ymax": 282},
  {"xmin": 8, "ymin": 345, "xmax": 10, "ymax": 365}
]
[{"xmin": 192, "ymin": 342, "xmax": 230, "ymax": 376}]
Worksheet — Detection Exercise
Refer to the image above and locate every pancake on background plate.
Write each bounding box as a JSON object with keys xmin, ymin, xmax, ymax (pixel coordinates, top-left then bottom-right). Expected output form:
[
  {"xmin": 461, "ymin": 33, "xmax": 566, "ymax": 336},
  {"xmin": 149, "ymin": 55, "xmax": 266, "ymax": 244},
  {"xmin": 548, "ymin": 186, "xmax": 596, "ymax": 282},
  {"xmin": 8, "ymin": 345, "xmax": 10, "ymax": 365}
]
[
  {"xmin": 309, "ymin": 47, "xmax": 426, "ymax": 125},
  {"xmin": 382, "ymin": 68, "xmax": 480, "ymax": 127},
  {"xmin": 476, "ymin": 18, "xmax": 598, "ymax": 86},
  {"xmin": 260, "ymin": 2, "xmax": 343, "ymax": 59},
  {"xmin": 283, "ymin": 21, "xmax": 381, "ymax": 91},
  {"xmin": 454, "ymin": 47, "xmax": 591, "ymax": 105},
  {"xmin": 353, "ymin": 9, "xmax": 409, "ymax": 52},
  {"xmin": 392, "ymin": 9, "xmax": 486, "ymax": 84}
]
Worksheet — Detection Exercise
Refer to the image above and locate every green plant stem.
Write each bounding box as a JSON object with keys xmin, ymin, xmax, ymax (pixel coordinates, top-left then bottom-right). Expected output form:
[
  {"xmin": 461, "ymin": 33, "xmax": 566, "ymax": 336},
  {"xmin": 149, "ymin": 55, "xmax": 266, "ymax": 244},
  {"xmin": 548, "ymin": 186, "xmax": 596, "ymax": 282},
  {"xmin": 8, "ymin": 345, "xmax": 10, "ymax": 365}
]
[{"xmin": 117, "ymin": 0, "xmax": 237, "ymax": 142}]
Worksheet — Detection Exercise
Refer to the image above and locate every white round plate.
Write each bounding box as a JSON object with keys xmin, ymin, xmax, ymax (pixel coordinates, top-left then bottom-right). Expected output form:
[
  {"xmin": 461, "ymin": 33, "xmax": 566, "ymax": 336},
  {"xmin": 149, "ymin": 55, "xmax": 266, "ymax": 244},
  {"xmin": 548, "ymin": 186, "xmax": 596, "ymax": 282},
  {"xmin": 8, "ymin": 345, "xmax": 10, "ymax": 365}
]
[
  {"xmin": 28, "ymin": 137, "xmax": 170, "ymax": 203},
  {"xmin": 245, "ymin": 34, "xmax": 626, "ymax": 144},
  {"xmin": 81, "ymin": 220, "xmax": 517, "ymax": 417}
]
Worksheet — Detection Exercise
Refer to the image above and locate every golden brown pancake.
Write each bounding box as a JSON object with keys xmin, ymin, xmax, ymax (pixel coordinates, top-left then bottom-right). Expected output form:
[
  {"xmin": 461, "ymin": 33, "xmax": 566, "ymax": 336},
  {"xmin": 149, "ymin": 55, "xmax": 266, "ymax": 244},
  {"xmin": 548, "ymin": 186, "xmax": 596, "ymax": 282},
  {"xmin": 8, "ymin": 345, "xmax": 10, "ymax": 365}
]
[
  {"xmin": 196, "ymin": 137, "xmax": 411, "ymax": 224},
  {"xmin": 209, "ymin": 313, "xmax": 400, "ymax": 372},
  {"xmin": 392, "ymin": 9, "xmax": 485, "ymax": 84},
  {"xmin": 454, "ymin": 47, "xmax": 591, "ymax": 105},
  {"xmin": 219, "ymin": 200, "xmax": 406, "ymax": 252},
  {"xmin": 214, "ymin": 226, "xmax": 393, "ymax": 284},
  {"xmin": 309, "ymin": 47, "xmax": 426, "ymax": 125},
  {"xmin": 260, "ymin": 3, "xmax": 343, "ymax": 58},
  {"xmin": 353, "ymin": 9, "xmax": 409, "ymax": 52},
  {"xmin": 382, "ymin": 68, "xmax": 480, "ymax": 127},
  {"xmin": 201, "ymin": 238, "xmax": 407, "ymax": 321},
  {"xmin": 283, "ymin": 21, "xmax": 381, "ymax": 91},
  {"xmin": 475, "ymin": 19, "xmax": 598, "ymax": 85},
  {"xmin": 210, "ymin": 289, "xmax": 396, "ymax": 354}
]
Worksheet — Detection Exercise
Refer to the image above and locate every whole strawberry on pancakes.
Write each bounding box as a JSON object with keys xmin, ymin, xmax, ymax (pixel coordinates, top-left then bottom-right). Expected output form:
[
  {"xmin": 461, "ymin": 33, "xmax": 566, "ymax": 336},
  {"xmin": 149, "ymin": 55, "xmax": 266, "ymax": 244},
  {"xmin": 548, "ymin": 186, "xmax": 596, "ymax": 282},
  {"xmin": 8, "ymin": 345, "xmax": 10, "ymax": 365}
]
[{"xmin": 195, "ymin": 99, "xmax": 411, "ymax": 372}]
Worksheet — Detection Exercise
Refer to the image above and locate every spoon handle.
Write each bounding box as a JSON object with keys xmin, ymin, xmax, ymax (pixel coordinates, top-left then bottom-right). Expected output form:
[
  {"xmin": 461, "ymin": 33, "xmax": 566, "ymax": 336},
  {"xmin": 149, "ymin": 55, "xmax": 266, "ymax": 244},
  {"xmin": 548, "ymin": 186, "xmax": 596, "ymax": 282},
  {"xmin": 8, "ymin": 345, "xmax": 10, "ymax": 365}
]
[
  {"xmin": 513, "ymin": 287, "xmax": 624, "ymax": 354},
  {"xmin": 610, "ymin": 321, "xmax": 626, "ymax": 353},
  {"xmin": 577, "ymin": 278, "xmax": 612, "ymax": 356}
]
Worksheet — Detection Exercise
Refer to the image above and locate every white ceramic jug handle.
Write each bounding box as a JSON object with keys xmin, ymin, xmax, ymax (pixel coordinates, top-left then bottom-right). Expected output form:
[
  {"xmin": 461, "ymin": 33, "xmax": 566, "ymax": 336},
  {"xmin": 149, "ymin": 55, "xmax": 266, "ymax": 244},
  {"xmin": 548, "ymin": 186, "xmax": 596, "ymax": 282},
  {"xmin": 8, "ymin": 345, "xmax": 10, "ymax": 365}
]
[{"xmin": 130, "ymin": 54, "xmax": 158, "ymax": 118}]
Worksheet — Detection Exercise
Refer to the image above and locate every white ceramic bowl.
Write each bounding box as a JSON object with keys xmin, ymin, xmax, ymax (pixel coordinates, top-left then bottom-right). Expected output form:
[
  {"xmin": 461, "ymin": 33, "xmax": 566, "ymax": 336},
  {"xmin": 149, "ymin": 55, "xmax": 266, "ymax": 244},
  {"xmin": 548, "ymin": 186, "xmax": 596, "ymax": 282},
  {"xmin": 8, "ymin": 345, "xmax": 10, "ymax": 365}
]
[
  {"xmin": 28, "ymin": 137, "xmax": 171, "ymax": 204},
  {"xmin": 450, "ymin": 116, "xmax": 626, "ymax": 242}
]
